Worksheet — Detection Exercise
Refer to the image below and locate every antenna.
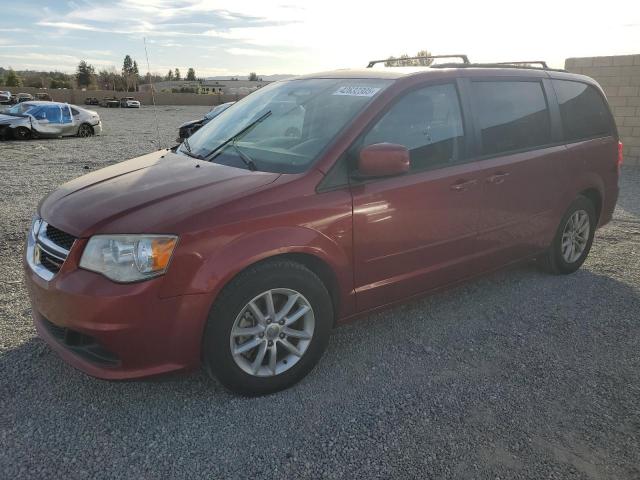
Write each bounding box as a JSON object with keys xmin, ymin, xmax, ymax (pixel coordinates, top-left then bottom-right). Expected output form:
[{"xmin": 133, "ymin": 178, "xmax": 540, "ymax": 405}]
[{"xmin": 143, "ymin": 37, "xmax": 162, "ymax": 150}]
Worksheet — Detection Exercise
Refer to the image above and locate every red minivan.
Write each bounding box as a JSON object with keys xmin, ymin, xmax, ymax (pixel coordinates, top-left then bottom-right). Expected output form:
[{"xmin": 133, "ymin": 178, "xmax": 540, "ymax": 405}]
[{"xmin": 24, "ymin": 57, "xmax": 621, "ymax": 395}]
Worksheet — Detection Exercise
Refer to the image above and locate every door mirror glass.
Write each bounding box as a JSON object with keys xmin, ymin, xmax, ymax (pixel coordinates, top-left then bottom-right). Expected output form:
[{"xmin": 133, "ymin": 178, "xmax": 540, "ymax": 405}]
[{"xmin": 357, "ymin": 143, "xmax": 410, "ymax": 178}]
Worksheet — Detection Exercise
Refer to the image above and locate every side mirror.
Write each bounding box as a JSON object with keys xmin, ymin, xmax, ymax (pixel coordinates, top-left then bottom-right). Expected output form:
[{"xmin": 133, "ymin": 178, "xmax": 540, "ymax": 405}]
[{"xmin": 356, "ymin": 143, "xmax": 410, "ymax": 178}]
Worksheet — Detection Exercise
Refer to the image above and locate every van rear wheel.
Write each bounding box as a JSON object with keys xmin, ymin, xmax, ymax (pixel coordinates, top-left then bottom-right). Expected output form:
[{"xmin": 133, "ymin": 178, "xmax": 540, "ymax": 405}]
[
  {"xmin": 539, "ymin": 195, "xmax": 597, "ymax": 274},
  {"xmin": 202, "ymin": 260, "xmax": 332, "ymax": 395}
]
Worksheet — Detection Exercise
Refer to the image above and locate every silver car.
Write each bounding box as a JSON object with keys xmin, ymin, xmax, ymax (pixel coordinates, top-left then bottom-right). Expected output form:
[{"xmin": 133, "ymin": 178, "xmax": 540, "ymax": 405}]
[
  {"xmin": 0, "ymin": 101, "xmax": 102, "ymax": 140},
  {"xmin": 0, "ymin": 91, "xmax": 12, "ymax": 104}
]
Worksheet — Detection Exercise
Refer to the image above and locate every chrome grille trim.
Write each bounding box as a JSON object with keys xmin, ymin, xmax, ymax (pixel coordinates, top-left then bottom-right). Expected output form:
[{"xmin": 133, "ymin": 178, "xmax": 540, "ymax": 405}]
[{"xmin": 26, "ymin": 219, "xmax": 75, "ymax": 281}]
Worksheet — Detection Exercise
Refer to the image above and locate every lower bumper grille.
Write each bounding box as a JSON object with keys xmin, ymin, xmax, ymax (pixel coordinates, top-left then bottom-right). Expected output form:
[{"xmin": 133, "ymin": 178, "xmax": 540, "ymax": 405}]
[{"xmin": 41, "ymin": 317, "xmax": 120, "ymax": 367}]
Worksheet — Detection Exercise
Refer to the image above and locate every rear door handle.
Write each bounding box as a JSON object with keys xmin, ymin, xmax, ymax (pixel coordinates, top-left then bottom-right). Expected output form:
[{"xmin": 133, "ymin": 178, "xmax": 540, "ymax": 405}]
[
  {"xmin": 450, "ymin": 179, "xmax": 477, "ymax": 191},
  {"xmin": 486, "ymin": 172, "xmax": 510, "ymax": 184}
]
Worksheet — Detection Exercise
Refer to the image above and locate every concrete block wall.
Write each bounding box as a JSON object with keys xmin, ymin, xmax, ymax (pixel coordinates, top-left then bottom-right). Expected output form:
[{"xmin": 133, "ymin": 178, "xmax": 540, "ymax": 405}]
[{"xmin": 565, "ymin": 55, "xmax": 640, "ymax": 166}]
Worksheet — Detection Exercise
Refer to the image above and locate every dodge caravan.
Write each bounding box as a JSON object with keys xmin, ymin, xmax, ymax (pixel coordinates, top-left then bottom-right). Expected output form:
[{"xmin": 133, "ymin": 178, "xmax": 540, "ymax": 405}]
[{"xmin": 24, "ymin": 56, "xmax": 621, "ymax": 395}]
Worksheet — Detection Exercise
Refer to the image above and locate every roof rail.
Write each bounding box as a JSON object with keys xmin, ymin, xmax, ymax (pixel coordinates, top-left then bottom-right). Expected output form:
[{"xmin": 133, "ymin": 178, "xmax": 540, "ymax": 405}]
[
  {"xmin": 430, "ymin": 61, "xmax": 565, "ymax": 72},
  {"xmin": 493, "ymin": 61, "xmax": 549, "ymax": 69},
  {"xmin": 366, "ymin": 54, "xmax": 470, "ymax": 68}
]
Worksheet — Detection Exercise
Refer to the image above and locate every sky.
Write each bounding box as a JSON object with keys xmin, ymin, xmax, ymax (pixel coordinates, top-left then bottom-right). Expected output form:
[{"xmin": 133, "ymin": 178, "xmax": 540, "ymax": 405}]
[{"xmin": 0, "ymin": 0, "xmax": 639, "ymax": 78}]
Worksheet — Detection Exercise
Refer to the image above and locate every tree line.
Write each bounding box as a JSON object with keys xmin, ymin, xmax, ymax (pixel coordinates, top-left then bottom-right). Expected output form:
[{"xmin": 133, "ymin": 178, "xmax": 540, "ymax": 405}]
[{"xmin": 384, "ymin": 50, "xmax": 433, "ymax": 67}]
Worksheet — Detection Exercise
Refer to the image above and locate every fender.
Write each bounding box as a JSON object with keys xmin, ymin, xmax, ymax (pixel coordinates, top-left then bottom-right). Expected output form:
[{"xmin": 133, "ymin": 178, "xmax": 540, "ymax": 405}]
[
  {"xmin": 558, "ymin": 170, "xmax": 605, "ymax": 220},
  {"xmin": 159, "ymin": 225, "xmax": 355, "ymax": 317}
]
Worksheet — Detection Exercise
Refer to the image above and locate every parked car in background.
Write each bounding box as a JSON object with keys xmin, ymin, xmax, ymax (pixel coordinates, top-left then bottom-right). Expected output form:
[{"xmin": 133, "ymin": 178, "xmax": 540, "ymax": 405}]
[
  {"xmin": 177, "ymin": 101, "xmax": 234, "ymax": 142},
  {"xmin": 16, "ymin": 93, "xmax": 34, "ymax": 103},
  {"xmin": 85, "ymin": 97, "xmax": 99, "ymax": 106},
  {"xmin": 34, "ymin": 92, "xmax": 52, "ymax": 101},
  {"xmin": 101, "ymin": 97, "xmax": 119, "ymax": 108},
  {"xmin": 0, "ymin": 91, "xmax": 13, "ymax": 104},
  {"xmin": 24, "ymin": 57, "xmax": 620, "ymax": 395},
  {"xmin": 0, "ymin": 101, "xmax": 102, "ymax": 140},
  {"xmin": 120, "ymin": 97, "xmax": 141, "ymax": 108}
]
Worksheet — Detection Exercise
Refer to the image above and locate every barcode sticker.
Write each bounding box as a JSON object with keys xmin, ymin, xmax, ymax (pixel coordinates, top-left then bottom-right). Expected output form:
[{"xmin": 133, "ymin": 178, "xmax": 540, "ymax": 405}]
[{"xmin": 332, "ymin": 86, "xmax": 381, "ymax": 97}]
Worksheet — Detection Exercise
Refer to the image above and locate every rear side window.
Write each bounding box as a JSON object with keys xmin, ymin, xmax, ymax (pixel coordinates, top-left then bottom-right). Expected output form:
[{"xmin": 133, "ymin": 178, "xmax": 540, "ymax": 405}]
[
  {"xmin": 362, "ymin": 83, "xmax": 465, "ymax": 171},
  {"xmin": 61, "ymin": 106, "xmax": 72, "ymax": 124},
  {"xmin": 471, "ymin": 81, "xmax": 551, "ymax": 156},
  {"xmin": 552, "ymin": 80, "xmax": 613, "ymax": 142}
]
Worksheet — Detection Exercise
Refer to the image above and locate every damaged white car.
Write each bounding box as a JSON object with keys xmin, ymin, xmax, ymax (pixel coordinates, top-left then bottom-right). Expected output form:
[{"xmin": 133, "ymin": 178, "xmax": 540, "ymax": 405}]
[{"xmin": 0, "ymin": 101, "xmax": 102, "ymax": 140}]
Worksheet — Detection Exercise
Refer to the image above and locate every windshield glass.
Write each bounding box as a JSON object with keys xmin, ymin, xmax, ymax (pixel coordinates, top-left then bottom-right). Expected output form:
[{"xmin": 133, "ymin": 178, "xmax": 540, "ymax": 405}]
[
  {"xmin": 182, "ymin": 78, "xmax": 392, "ymax": 173},
  {"xmin": 4, "ymin": 103, "xmax": 38, "ymax": 115},
  {"xmin": 205, "ymin": 102, "xmax": 234, "ymax": 120}
]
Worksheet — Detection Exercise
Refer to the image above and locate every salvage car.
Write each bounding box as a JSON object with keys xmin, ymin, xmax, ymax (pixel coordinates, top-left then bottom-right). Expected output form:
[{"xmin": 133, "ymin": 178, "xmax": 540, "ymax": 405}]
[
  {"xmin": 0, "ymin": 101, "xmax": 102, "ymax": 140},
  {"xmin": 0, "ymin": 91, "xmax": 13, "ymax": 104},
  {"xmin": 120, "ymin": 97, "xmax": 141, "ymax": 108},
  {"xmin": 85, "ymin": 97, "xmax": 99, "ymax": 106},
  {"xmin": 177, "ymin": 101, "xmax": 234, "ymax": 142},
  {"xmin": 34, "ymin": 92, "xmax": 52, "ymax": 101},
  {"xmin": 101, "ymin": 97, "xmax": 119, "ymax": 108},
  {"xmin": 25, "ymin": 56, "xmax": 621, "ymax": 395},
  {"xmin": 16, "ymin": 93, "xmax": 34, "ymax": 103}
]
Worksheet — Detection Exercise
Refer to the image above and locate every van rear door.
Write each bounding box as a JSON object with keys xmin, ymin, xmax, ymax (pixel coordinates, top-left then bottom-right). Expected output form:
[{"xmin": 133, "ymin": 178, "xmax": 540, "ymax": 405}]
[{"xmin": 466, "ymin": 78, "xmax": 565, "ymax": 264}]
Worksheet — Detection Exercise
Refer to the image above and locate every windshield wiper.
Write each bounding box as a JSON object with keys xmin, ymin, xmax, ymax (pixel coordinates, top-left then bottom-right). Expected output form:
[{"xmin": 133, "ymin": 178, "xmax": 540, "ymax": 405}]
[
  {"xmin": 205, "ymin": 110, "xmax": 272, "ymax": 166},
  {"xmin": 179, "ymin": 137, "xmax": 202, "ymax": 159},
  {"xmin": 228, "ymin": 143, "xmax": 257, "ymax": 171}
]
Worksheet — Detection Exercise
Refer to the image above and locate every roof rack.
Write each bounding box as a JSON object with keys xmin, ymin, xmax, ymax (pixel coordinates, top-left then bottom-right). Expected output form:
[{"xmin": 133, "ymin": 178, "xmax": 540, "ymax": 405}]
[
  {"xmin": 366, "ymin": 54, "xmax": 470, "ymax": 68},
  {"xmin": 430, "ymin": 61, "xmax": 565, "ymax": 72},
  {"xmin": 494, "ymin": 61, "xmax": 549, "ymax": 69}
]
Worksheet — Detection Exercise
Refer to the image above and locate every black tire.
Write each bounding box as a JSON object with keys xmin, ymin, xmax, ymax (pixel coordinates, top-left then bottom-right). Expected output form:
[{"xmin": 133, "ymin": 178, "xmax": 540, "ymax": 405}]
[
  {"xmin": 203, "ymin": 260, "xmax": 333, "ymax": 396},
  {"xmin": 14, "ymin": 127, "xmax": 31, "ymax": 140},
  {"xmin": 77, "ymin": 123, "xmax": 93, "ymax": 137},
  {"xmin": 539, "ymin": 195, "xmax": 597, "ymax": 275}
]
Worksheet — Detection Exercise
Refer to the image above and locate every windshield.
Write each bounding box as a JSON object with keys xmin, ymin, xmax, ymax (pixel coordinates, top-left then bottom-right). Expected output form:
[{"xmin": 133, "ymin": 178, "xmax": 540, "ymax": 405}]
[
  {"xmin": 205, "ymin": 102, "xmax": 234, "ymax": 120},
  {"xmin": 4, "ymin": 103, "xmax": 37, "ymax": 115},
  {"xmin": 181, "ymin": 78, "xmax": 392, "ymax": 173}
]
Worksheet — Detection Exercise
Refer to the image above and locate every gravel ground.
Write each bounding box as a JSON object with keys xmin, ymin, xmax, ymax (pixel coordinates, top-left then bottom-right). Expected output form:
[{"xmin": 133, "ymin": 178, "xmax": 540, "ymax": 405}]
[{"xmin": 1, "ymin": 106, "xmax": 639, "ymax": 479}]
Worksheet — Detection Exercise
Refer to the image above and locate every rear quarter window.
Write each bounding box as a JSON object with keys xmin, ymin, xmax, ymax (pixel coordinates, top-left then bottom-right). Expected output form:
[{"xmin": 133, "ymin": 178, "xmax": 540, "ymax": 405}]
[
  {"xmin": 471, "ymin": 81, "xmax": 552, "ymax": 156},
  {"xmin": 552, "ymin": 80, "xmax": 614, "ymax": 142}
]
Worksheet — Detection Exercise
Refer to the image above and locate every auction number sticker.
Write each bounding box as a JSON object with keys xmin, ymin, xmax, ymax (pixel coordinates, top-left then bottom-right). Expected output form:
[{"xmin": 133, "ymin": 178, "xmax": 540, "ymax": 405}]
[{"xmin": 333, "ymin": 86, "xmax": 381, "ymax": 97}]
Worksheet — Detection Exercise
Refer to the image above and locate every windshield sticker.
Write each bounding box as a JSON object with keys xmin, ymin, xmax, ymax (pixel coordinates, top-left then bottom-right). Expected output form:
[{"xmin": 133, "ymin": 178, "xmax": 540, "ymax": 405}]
[{"xmin": 332, "ymin": 86, "xmax": 381, "ymax": 97}]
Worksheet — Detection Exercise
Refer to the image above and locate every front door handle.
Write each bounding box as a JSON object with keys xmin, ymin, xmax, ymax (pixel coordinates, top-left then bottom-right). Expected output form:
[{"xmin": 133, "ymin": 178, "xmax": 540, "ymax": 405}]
[
  {"xmin": 450, "ymin": 179, "xmax": 477, "ymax": 191},
  {"xmin": 486, "ymin": 172, "xmax": 510, "ymax": 184}
]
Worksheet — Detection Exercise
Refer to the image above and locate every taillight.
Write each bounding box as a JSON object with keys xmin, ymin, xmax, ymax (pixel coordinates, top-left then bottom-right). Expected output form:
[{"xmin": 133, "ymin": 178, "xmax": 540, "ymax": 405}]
[{"xmin": 617, "ymin": 141, "xmax": 624, "ymax": 173}]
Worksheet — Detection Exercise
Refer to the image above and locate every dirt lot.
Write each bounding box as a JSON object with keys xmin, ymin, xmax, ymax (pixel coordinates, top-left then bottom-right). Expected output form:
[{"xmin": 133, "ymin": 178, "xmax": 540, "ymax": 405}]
[{"xmin": 1, "ymin": 106, "xmax": 639, "ymax": 479}]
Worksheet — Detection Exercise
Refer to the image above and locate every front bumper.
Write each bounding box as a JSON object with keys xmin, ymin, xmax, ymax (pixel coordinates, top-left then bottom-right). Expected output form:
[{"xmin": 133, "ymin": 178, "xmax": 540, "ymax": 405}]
[
  {"xmin": 24, "ymin": 240, "xmax": 213, "ymax": 380},
  {"xmin": 92, "ymin": 121, "xmax": 103, "ymax": 135}
]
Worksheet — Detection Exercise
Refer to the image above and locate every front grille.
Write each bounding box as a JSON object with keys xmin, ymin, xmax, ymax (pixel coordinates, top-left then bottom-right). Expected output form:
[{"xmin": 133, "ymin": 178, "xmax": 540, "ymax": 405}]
[
  {"xmin": 41, "ymin": 317, "xmax": 120, "ymax": 367},
  {"xmin": 34, "ymin": 222, "xmax": 76, "ymax": 276},
  {"xmin": 45, "ymin": 224, "xmax": 75, "ymax": 250},
  {"xmin": 39, "ymin": 249, "xmax": 64, "ymax": 273}
]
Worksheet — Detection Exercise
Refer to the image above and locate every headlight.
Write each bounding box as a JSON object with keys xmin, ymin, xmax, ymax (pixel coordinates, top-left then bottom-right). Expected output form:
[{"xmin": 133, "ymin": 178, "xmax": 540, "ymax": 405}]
[{"xmin": 79, "ymin": 235, "xmax": 178, "ymax": 283}]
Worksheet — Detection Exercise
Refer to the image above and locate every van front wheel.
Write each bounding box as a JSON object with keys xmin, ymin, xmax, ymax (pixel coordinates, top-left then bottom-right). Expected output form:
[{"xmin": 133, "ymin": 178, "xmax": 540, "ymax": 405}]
[
  {"xmin": 539, "ymin": 195, "xmax": 597, "ymax": 274},
  {"xmin": 202, "ymin": 260, "xmax": 333, "ymax": 395}
]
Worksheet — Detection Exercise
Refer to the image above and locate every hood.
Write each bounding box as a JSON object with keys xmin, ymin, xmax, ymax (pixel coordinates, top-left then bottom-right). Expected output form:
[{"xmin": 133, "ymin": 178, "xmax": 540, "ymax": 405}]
[
  {"xmin": 179, "ymin": 118, "xmax": 203, "ymax": 129},
  {"xmin": 39, "ymin": 150, "xmax": 280, "ymax": 237},
  {"xmin": 0, "ymin": 113, "xmax": 26, "ymax": 124}
]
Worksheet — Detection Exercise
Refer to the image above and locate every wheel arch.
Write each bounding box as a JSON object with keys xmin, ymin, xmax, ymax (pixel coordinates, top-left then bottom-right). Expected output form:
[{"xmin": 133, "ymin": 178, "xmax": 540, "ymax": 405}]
[
  {"xmin": 161, "ymin": 226, "xmax": 355, "ymax": 322},
  {"xmin": 579, "ymin": 187, "xmax": 602, "ymax": 222}
]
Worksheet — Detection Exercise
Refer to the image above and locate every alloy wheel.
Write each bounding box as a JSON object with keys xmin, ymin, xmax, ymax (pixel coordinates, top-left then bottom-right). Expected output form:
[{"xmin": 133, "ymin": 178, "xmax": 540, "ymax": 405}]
[
  {"xmin": 561, "ymin": 209, "xmax": 590, "ymax": 263},
  {"xmin": 229, "ymin": 288, "xmax": 315, "ymax": 377},
  {"xmin": 78, "ymin": 124, "xmax": 92, "ymax": 137}
]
